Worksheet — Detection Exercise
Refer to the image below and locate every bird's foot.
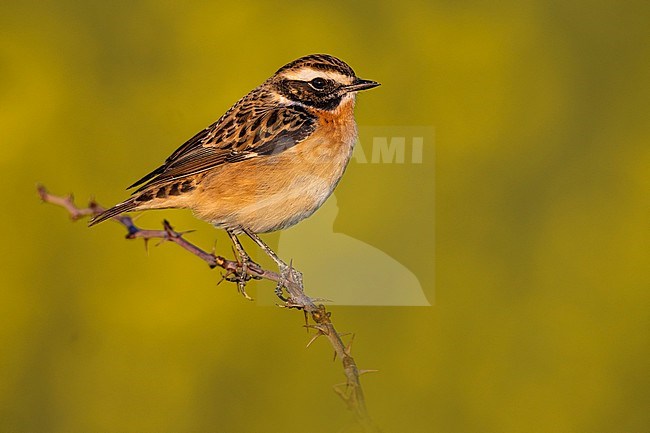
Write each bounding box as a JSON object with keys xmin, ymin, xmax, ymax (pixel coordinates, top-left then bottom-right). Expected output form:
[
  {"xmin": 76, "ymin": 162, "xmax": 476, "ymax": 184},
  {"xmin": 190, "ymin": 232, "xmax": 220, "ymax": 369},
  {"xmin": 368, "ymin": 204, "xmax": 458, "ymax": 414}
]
[
  {"xmin": 224, "ymin": 255, "xmax": 262, "ymax": 301},
  {"xmin": 274, "ymin": 260, "xmax": 304, "ymax": 302}
]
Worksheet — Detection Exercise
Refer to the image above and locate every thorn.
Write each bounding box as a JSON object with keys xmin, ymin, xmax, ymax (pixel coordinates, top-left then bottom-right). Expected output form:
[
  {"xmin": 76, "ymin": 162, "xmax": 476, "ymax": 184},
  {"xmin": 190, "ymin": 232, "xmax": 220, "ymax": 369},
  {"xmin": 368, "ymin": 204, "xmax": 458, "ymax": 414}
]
[
  {"xmin": 281, "ymin": 300, "xmax": 304, "ymax": 310},
  {"xmin": 332, "ymin": 383, "xmax": 353, "ymax": 406},
  {"xmin": 345, "ymin": 333, "xmax": 356, "ymax": 355},
  {"xmin": 303, "ymin": 324, "xmax": 322, "ymax": 332},
  {"xmin": 143, "ymin": 238, "xmax": 150, "ymax": 255},
  {"xmin": 359, "ymin": 369, "xmax": 379, "ymax": 376},
  {"xmin": 287, "ymin": 259, "xmax": 295, "ymax": 283},
  {"xmin": 163, "ymin": 222, "xmax": 193, "ymax": 237},
  {"xmin": 306, "ymin": 332, "xmax": 323, "ymax": 348},
  {"xmin": 162, "ymin": 219, "xmax": 176, "ymax": 236},
  {"xmin": 332, "ymin": 385, "xmax": 346, "ymax": 400},
  {"xmin": 333, "ymin": 350, "xmax": 337, "ymax": 362}
]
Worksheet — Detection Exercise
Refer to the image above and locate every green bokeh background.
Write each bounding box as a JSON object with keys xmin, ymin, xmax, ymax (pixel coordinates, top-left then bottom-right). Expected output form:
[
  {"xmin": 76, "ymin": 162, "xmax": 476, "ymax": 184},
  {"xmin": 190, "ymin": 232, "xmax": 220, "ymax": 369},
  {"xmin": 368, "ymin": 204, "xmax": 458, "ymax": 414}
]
[{"xmin": 2, "ymin": 1, "xmax": 648, "ymax": 432}]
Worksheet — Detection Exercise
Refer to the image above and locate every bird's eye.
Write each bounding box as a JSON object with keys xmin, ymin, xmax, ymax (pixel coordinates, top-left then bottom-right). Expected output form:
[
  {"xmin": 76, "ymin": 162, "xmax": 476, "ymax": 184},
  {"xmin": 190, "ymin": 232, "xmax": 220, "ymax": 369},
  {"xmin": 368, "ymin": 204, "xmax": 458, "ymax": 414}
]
[{"xmin": 309, "ymin": 77, "xmax": 327, "ymax": 90}]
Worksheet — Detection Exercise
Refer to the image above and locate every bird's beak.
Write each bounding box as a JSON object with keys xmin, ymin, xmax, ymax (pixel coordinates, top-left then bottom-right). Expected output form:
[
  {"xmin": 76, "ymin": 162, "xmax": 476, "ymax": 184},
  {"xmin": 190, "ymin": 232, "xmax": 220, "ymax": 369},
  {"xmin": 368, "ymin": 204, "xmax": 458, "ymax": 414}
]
[{"xmin": 345, "ymin": 78, "xmax": 381, "ymax": 92}]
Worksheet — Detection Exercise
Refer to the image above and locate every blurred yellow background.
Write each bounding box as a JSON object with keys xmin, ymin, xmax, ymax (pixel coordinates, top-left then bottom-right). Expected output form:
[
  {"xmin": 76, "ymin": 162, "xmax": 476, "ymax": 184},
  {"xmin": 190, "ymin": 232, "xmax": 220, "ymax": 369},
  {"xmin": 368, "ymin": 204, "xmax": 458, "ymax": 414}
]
[{"xmin": 1, "ymin": 1, "xmax": 648, "ymax": 432}]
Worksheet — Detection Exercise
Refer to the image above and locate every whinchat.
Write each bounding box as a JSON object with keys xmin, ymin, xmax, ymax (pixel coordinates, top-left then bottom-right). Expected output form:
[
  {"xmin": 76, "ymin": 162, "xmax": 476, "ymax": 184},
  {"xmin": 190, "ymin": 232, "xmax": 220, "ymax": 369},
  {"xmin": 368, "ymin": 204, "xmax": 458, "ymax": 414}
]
[{"xmin": 90, "ymin": 54, "xmax": 379, "ymax": 296}]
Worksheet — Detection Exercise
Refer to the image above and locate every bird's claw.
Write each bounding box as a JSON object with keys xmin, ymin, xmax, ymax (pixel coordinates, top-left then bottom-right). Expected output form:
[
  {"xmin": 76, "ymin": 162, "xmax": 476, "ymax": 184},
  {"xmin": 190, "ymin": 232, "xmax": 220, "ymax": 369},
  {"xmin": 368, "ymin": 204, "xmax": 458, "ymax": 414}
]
[
  {"xmin": 274, "ymin": 280, "xmax": 289, "ymax": 302},
  {"xmin": 230, "ymin": 256, "xmax": 261, "ymax": 301},
  {"xmin": 274, "ymin": 261, "xmax": 303, "ymax": 302}
]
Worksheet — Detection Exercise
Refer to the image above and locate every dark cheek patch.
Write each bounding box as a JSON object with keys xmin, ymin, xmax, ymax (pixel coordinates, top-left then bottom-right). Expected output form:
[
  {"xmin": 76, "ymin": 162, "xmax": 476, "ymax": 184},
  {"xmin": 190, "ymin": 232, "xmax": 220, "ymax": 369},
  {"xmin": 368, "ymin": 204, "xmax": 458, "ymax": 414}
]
[
  {"xmin": 312, "ymin": 95, "xmax": 342, "ymax": 111},
  {"xmin": 278, "ymin": 79, "xmax": 342, "ymax": 111}
]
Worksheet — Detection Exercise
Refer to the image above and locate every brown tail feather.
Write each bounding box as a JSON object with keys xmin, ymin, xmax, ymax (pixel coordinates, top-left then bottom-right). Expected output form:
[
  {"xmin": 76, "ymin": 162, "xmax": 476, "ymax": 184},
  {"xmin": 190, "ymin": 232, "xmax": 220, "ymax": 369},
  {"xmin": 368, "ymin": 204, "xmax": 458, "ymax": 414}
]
[{"xmin": 88, "ymin": 198, "xmax": 138, "ymax": 226}]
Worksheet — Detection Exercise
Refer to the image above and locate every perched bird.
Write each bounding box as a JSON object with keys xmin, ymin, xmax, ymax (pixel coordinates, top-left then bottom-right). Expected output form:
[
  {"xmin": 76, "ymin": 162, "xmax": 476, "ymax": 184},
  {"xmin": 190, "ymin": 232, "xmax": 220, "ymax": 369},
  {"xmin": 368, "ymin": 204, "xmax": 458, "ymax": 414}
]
[{"xmin": 90, "ymin": 54, "xmax": 379, "ymax": 297}]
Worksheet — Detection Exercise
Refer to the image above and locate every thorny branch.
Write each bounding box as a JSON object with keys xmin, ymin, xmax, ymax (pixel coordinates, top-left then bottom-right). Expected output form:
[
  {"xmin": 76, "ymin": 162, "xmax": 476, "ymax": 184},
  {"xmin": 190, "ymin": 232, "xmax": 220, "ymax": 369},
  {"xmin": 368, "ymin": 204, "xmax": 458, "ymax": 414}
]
[{"xmin": 37, "ymin": 185, "xmax": 380, "ymax": 432}]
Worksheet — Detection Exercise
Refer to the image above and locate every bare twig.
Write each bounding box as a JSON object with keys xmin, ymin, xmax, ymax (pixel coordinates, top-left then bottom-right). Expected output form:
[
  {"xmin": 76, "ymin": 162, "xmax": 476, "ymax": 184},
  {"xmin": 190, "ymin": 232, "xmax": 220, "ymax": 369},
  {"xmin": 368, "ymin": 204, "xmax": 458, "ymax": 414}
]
[{"xmin": 37, "ymin": 184, "xmax": 380, "ymax": 432}]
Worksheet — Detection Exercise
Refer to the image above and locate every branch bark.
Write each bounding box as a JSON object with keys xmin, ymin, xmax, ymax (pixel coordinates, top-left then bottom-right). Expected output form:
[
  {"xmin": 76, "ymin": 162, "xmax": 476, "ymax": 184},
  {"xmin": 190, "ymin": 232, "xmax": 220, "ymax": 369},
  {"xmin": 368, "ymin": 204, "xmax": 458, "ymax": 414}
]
[{"xmin": 37, "ymin": 185, "xmax": 380, "ymax": 432}]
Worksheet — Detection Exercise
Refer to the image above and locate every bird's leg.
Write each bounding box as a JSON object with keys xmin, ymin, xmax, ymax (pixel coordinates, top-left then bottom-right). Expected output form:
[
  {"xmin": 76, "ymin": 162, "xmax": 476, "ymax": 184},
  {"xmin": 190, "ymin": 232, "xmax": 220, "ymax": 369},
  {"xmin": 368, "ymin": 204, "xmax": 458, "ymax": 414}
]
[
  {"xmin": 225, "ymin": 229, "xmax": 259, "ymax": 300},
  {"xmin": 242, "ymin": 228, "xmax": 303, "ymax": 300},
  {"xmin": 242, "ymin": 228, "xmax": 286, "ymax": 268}
]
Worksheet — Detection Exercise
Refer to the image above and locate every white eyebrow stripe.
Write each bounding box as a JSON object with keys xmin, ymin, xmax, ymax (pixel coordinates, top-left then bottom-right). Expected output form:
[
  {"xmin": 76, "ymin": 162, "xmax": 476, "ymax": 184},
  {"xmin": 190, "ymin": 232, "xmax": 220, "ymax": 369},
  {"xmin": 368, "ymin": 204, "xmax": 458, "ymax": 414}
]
[{"xmin": 281, "ymin": 68, "xmax": 353, "ymax": 85}]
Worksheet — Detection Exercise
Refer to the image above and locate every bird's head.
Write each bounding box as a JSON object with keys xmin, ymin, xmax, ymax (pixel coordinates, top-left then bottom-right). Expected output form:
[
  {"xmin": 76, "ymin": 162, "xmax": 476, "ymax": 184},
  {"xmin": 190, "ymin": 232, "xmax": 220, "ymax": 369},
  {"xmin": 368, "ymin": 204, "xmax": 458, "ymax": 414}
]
[{"xmin": 270, "ymin": 54, "xmax": 380, "ymax": 111}]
